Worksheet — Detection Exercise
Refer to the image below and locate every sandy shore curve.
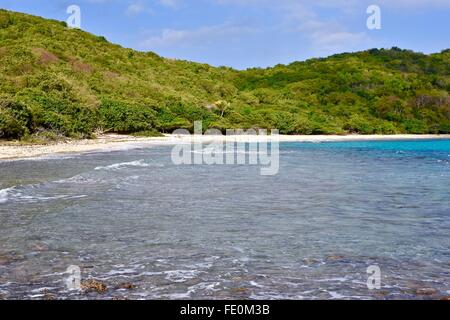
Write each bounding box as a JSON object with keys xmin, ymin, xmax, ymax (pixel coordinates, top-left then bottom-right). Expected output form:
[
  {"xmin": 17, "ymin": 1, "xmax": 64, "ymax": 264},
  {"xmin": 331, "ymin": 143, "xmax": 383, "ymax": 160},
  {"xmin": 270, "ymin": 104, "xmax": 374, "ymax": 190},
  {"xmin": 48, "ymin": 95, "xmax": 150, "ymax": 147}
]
[{"xmin": 1, "ymin": 134, "xmax": 449, "ymax": 160}]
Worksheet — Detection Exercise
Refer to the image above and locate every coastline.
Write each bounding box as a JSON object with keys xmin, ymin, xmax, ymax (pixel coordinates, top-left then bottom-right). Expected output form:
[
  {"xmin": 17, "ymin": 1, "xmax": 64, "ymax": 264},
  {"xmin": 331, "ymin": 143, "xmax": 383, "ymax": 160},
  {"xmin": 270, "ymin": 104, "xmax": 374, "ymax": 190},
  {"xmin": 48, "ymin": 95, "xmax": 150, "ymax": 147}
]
[{"xmin": 1, "ymin": 133, "xmax": 449, "ymax": 161}]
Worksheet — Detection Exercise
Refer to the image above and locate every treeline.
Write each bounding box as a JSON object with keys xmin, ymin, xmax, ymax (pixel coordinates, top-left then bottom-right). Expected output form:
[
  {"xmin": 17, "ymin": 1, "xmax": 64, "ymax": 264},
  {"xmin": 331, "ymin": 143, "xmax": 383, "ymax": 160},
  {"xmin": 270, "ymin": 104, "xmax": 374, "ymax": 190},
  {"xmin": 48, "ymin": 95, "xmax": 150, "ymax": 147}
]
[{"xmin": 0, "ymin": 9, "xmax": 449, "ymax": 141}]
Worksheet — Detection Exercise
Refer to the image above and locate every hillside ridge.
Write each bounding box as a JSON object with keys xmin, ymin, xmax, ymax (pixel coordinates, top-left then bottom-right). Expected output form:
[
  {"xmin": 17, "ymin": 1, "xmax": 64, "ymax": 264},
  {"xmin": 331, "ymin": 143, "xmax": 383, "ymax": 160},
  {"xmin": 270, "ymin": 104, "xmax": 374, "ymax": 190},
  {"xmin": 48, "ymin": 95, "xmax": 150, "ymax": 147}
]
[{"xmin": 0, "ymin": 9, "xmax": 449, "ymax": 140}]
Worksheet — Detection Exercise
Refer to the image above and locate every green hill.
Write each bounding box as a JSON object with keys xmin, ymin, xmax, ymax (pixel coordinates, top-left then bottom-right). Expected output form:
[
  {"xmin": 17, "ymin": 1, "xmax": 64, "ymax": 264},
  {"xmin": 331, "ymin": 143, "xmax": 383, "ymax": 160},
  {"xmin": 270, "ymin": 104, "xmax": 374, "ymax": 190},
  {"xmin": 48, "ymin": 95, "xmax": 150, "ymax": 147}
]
[{"xmin": 0, "ymin": 9, "xmax": 449, "ymax": 140}]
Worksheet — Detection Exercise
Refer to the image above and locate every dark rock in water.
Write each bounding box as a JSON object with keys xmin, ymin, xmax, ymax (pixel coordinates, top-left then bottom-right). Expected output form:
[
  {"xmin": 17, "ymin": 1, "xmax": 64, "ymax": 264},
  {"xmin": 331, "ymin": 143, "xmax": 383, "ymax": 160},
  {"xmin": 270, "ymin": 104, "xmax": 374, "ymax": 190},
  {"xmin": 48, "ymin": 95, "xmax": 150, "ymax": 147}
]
[
  {"xmin": 0, "ymin": 256, "xmax": 10, "ymax": 266},
  {"xmin": 82, "ymin": 265, "xmax": 95, "ymax": 270},
  {"xmin": 81, "ymin": 279, "xmax": 108, "ymax": 294},
  {"xmin": 232, "ymin": 287, "xmax": 250, "ymax": 295},
  {"xmin": 374, "ymin": 291, "xmax": 390, "ymax": 298},
  {"xmin": 117, "ymin": 283, "xmax": 135, "ymax": 290},
  {"xmin": 303, "ymin": 258, "xmax": 320, "ymax": 265},
  {"xmin": 414, "ymin": 288, "xmax": 438, "ymax": 296},
  {"xmin": 326, "ymin": 255, "xmax": 345, "ymax": 261},
  {"xmin": 43, "ymin": 293, "xmax": 56, "ymax": 300},
  {"xmin": 0, "ymin": 253, "xmax": 25, "ymax": 266},
  {"xmin": 29, "ymin": 241, "xmax": 50, "ymax": 252}
]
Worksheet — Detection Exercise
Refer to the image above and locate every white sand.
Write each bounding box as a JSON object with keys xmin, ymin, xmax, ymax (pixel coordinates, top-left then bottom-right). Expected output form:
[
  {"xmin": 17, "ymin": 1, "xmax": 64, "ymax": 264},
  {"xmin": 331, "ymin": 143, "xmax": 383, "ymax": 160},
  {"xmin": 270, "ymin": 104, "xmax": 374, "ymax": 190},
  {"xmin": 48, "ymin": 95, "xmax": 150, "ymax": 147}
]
[{"xmin": 1, "ymin": 134, "xmax": 449, "ymax": 160}]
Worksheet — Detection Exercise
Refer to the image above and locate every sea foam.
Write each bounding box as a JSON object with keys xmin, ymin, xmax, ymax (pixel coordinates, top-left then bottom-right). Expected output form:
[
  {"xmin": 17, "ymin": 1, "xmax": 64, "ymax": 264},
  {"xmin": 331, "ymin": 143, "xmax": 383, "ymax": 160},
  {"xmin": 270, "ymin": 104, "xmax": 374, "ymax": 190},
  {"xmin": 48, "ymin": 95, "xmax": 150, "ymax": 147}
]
[
  {"xmin": 94, "ymin": 159, "xmax": 154, "ymax": 171},
  {"xmin": 0, "ymin": 185, "xmax": 86, "ymax": 204}
]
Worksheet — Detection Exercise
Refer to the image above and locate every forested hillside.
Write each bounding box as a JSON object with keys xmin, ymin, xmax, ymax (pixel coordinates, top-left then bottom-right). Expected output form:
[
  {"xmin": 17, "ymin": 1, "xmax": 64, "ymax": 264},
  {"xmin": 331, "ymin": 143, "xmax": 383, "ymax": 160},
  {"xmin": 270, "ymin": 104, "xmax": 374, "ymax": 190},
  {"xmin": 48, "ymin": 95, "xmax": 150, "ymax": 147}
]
[{"xmin": 0, "ymin": 9, "xmax": 449, "ymax": 140}]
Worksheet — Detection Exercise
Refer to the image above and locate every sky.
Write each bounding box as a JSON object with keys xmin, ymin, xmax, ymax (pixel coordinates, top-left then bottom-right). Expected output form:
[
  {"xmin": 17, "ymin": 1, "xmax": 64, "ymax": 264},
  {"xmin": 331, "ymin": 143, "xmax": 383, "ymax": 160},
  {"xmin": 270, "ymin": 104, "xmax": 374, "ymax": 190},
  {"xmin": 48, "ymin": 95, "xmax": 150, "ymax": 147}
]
[{"xmin": 0, "ymin": 0, "xmax": 449, "ymax": 69}]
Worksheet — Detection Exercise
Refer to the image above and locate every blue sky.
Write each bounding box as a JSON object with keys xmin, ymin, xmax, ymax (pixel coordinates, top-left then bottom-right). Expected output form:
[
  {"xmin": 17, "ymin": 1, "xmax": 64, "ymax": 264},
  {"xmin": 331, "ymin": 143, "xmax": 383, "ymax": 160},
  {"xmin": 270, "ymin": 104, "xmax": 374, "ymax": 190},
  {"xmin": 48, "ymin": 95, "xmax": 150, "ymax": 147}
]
[{"xmin": 0, "ymin": 0, "xmax": 449, "ymax": 69}]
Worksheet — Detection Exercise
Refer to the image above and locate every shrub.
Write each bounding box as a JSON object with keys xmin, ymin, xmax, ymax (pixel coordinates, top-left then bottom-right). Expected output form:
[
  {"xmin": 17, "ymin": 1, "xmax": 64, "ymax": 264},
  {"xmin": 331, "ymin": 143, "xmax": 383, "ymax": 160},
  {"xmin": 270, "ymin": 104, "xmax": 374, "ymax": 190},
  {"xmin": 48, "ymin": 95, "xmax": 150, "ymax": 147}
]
[
  {"xmin": 439, "ymin": 122, "xmax": 450, "ymax": 133},
  {"xmin": 0, "ymin": 100, "xmax": 32, "ymax": 139},
  {"xmin": 0, "ymin": 108, "xmax": 28, "ymax": 139},
  {"xmin": 344, "ymin": 115, "xmax": 375, "ymax": 134},
  {"xmin": 99, "ymin": 100, "xmax": 157, "ymax": 133},
  {"xmin": 271, "ymin": 111, "xmax": 296, "ymax": 134},
  {"xmin": 403, "ymin": 119, "xmax": 428, "ymax": 134}
]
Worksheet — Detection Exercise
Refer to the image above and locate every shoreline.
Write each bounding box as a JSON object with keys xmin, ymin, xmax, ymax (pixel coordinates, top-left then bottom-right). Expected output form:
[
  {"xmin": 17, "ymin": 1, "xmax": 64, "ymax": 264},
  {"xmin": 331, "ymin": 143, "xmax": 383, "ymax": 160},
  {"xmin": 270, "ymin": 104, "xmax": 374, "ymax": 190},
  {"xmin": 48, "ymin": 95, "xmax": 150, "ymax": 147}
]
[{"xmin": 1, "ymin": 133, "xmax": 449, "ymax": 161}]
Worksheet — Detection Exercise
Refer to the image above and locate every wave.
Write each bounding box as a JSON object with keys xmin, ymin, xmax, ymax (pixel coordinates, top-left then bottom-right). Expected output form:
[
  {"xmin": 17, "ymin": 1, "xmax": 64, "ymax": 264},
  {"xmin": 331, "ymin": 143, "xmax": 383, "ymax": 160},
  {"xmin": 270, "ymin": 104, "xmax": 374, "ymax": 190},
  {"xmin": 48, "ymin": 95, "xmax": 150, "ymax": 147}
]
[
  {"xmin": 54, "ymin": 174, "xmax": 100, "ymax": 185},
  {"xmin": 0, "ymin": 185, "xmax": 86, "ymax": 204},
  {"xmin": 17, "ymin": 194, "xmax": 87, "ymax": 203},
  {"xmin": 164, "ymin": 269, "xmax": 204, "ymax": 283},
  {"xmin": 0, "ymin": 154, "xmax": 76, "ymax": 163},
  {"xmin": 94, "ymin": 159, "xmax": 160, "ymax": 171}
]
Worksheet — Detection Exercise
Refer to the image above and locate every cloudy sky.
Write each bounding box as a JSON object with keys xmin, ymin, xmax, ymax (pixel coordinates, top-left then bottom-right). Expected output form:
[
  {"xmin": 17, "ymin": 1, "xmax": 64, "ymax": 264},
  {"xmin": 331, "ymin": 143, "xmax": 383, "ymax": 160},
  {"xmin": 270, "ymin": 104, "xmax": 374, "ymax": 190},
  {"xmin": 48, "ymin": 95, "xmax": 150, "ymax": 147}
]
[{"xmin": 0, "ymin": 0, "xmax": 449, "ymax": 69}]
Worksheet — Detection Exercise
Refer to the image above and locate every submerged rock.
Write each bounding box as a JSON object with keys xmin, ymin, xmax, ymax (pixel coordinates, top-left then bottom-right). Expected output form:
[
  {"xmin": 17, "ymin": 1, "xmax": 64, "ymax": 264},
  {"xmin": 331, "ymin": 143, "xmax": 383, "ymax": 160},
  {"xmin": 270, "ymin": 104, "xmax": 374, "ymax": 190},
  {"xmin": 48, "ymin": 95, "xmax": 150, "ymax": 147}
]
[
  {"xmin": 0, "ymin": 253, "xmax": 25, "ymax": 266},
  {"xmin": 117, "ymin": 283, "xmax": 135, "ymax": 290},
  {"xmin": 29, "ymin": 241, "xmax": 50, "ymax": 252},
  {"xmin": 231, "ymin": 287, "xmax": 250, "ymax": 295},
  {"xmin": 414, "ymin": 288, "xmax": 438, "ymax": 296},
  {"xmin": 43, "ymin": 293, "xmax": 56, "ymax": 300},
  {"xmin": 0, "ymin": 256, "xmax": 10, "ymax": 266},
  {"xmin": 81, "ymin": 279, "xmax": 108, "ymax": 294},
  {"xmin": 302, "ymin": 258, "xmax": 320, "ymax": 265},
  {"xmin": 326, "ymin": 255, "xmax": 346, "ymax": 261}
]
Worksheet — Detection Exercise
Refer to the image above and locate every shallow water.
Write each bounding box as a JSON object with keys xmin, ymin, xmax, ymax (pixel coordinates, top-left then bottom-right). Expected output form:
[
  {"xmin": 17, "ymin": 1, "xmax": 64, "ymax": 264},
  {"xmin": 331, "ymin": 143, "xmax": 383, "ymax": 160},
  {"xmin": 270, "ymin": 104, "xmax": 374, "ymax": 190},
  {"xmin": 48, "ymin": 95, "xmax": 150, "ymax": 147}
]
[{"xmin": 0, "ymin": 140, "xmax": 449, "ymax": 300}]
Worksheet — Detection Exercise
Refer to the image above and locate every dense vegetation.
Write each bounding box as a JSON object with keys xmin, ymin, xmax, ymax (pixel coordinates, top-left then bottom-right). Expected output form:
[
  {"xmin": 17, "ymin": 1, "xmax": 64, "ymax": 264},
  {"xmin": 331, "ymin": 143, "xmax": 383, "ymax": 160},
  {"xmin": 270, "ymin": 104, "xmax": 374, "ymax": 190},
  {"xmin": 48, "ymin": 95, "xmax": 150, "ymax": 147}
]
[{"xmin": 0, "ymin": 9, "xmax": 449, "ymax": 141}]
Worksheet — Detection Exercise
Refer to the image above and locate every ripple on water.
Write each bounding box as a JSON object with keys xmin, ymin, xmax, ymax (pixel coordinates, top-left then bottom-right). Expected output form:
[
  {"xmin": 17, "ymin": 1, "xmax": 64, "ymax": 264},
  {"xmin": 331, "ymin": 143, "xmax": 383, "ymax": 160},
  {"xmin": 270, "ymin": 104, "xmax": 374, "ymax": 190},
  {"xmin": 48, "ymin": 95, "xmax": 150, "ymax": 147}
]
[
  {"xmin": 94, "ymin": 160, "xmax": 163, "ymax": 171},
  {"xmin": 0, "ymin": 185, "xmax": 87, "ymax": 204}
]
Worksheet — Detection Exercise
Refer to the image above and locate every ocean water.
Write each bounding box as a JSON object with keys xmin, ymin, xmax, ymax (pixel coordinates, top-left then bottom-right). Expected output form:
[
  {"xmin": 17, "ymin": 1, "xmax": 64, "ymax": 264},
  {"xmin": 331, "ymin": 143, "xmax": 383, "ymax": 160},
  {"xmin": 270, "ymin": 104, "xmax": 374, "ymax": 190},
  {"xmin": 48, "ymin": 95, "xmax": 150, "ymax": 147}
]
[{"xmin": 0, "ymin": 139, "xmax": 449, "ymax": 300}]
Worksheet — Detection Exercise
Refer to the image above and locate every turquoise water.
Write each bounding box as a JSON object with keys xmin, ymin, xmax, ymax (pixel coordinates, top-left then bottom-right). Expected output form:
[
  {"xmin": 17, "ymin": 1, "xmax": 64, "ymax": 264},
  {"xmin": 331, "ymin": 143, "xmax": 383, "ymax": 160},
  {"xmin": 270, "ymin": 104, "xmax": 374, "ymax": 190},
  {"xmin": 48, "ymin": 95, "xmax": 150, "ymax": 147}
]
[{"xmin": 0, "ymin": 139, "xmax": 449, "ymax": 299}]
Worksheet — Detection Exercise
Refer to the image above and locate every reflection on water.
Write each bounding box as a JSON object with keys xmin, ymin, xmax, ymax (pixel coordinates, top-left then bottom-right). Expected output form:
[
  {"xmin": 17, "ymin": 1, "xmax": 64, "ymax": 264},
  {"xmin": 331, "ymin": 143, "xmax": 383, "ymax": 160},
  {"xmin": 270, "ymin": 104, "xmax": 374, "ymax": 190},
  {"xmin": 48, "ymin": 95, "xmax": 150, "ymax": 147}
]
[{"xmin": 0, "ymin": 140, "xmax": 449, "ymax": 300}]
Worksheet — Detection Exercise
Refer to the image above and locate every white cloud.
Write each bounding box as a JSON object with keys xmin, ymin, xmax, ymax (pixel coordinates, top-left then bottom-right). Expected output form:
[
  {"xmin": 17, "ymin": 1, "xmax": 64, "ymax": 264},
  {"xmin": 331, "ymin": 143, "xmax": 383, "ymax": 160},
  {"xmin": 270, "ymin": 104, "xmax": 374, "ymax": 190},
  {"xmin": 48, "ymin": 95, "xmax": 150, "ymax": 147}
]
[
  {"xmin": 126, "ymin": 0, "xmax": 153, "ymax": 15},
  {"xmin": 302, "ymin": 21, "xmax": 371, "ymax": 56},
  {"xmin": 125, "ymin": 0, "xmax": 183, "ymax": 15},
  {"xmin": 214, "ymin": 0, "xmax": 450, "ymax": 9},
  {"xmin": 378, "ymin": 0, "xmax": 450, "ymax": 8},
  {"xmin": 134, "ymin": 0, "xmax": 448, "ymax": 65},
  {"xmin": 265, "ymin": 1, "xmax": 372, "ymax": 56},
  {"xmin": 137, "ymin": 0, "xmax": 374, "ymax": 57},
  {"xmin": 158, "ymin": 0, "xmax": 183, "ymax": 9},
  {"xmin": 140, "ymin": 23, "xmax": 259, "ymax": 49}
]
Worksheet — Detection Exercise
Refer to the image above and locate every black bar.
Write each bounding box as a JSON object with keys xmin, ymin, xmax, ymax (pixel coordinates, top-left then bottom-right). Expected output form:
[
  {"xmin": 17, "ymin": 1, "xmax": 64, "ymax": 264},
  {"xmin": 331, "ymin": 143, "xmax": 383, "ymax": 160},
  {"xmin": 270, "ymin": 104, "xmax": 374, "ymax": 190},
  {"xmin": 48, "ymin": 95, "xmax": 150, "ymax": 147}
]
[{"xmin": 0, "ymin": 300, "xmax": 446, "ymax": 319}]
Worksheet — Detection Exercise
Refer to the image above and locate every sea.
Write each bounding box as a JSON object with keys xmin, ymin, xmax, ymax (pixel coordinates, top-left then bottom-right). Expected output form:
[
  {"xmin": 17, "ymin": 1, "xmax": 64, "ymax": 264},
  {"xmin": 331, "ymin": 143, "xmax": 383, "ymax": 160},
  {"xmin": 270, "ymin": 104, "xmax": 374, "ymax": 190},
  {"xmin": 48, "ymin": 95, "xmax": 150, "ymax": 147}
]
[{"xmin": 0, "ymin": 139, "xmax": 449, "ymax": 299}]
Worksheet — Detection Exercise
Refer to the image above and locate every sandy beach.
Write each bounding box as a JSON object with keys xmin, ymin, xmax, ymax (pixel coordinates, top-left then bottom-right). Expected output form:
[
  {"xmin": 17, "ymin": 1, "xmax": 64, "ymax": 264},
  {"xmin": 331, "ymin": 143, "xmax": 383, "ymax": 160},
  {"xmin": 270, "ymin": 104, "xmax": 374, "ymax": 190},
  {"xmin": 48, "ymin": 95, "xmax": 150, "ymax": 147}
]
[{"xmin": 1, "ymin": 134, "xmax": 449, "ymax": 160}]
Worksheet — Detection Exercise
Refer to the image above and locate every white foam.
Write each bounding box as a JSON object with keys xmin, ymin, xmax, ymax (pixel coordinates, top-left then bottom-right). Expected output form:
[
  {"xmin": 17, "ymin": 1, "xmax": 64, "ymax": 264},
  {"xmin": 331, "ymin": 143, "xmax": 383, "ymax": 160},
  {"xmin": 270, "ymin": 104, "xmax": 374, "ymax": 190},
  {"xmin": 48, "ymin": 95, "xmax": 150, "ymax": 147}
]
[
  {"xmin": 18, "ymin": 194, "xmax": 87, "ymax": 202},
  {"xmin": 104, "ymin": 268, "xmax": 138, "ymax": 276},
  {"xmin": 30, "ymin": 287, "xmax": 58, "ymax": 293},
  {"xmin": 316, "ymin": 276, "xmax": 349, "ymax": 283},
  {"xmin": 0, "ymin": 154, "xmax": 76, "ymax": 163},
  {"xmin": 165, "ymin": 292, "xmax": 192, "ymax": 299},
  {"xmin": 328, "ymin": 291, "xmax": 347, "ymax": 299},
  {"xmin": 164, "ymin": 269, "xmax": 203, "ymax": 283},
  {"xmin": 94, "ymin": 159, "xmax": 155, "ymax": 171},
  {"xmin": 54, "ymin": 174, "xmax": 99, "ymax": 184},
  {"xmin": 0, "ymin": 185, "xmax": 86, "ymax": 204},
  {"xmin": 249, "ymin": 281, "xmax": 265, "ymax": 288},
  {"xmin": 188, "ymin": 282, "xmax": 220, "ymax": 293}
]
